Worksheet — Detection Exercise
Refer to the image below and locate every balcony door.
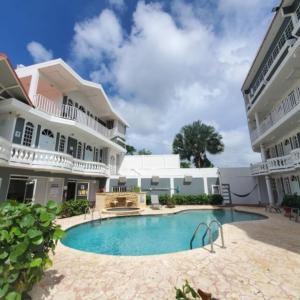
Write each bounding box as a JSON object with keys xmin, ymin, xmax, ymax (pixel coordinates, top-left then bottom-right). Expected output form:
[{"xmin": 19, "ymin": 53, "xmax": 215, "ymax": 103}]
[{"xmin": 39, "ymin": 129, "xmax": 55, "ymax": 151}]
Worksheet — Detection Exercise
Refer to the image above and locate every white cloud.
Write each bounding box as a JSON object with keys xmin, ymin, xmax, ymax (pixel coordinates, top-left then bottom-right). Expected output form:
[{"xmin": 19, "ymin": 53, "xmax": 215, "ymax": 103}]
[
  {"xmin": 71, "ymin": 9, "xmax": 123, "ymax": 65},
  {"xmin": 69, "ymin": 0, "xmax": 274, "ymax": 166},
  {"xmin": 108, "ymin": 0, "xmax": 125, "ymax": 11},
  {"xmin": 27, "ymin": 41, "xmax": 53, "ymax": 63}
]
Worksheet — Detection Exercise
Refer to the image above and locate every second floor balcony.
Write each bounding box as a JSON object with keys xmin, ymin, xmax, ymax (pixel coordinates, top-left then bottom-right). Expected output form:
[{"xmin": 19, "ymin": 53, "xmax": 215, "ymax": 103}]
[
  {"xmin": 250, "ymin": 148, "xmax": 300, "ymax": 176},
  {"xmin": 33, "ymin": 94, "xmax": 125, "ymax": 142},
  {"xmin": 249, "ymin": 84, "xmax": 300, "ymax": 144},
  {"xmin": 0, "ymin": 136, "xmax": 110, "ymax": 177}
]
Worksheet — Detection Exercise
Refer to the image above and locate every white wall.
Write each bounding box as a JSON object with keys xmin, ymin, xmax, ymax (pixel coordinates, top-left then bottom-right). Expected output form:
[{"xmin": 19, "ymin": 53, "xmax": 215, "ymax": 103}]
[
  {"xmin": 119, "ymin": 154, "xmax": 180, "ymax": 173},
  {"xmin": 219, "ymin": 167, "xmax": 262, "ymax": 205},
  {"xmin": 0, "ymin": 113, "xmax": 15, "ymax": 141}
]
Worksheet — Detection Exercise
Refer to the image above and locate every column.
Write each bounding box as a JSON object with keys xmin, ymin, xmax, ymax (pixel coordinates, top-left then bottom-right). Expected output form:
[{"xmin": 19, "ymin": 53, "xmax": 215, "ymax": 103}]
[
  {"xmin": 137, "ymin": 177, "xmax": 141, "ymax": 190},
  {"xmin": 105, "ymin": 177, "xmax": 110, "ymax": 193},
  {"xmin": 265, "ymin": 175, "xmax": 274, "ymax": 205},
  {"xmin": 170, "ymin": 177, "xmax": 174, "ymax": 196},
  {"xmin": 203, "ymin": 177, "xmax": 208, "ymax": 194},
  {"xmin": 260, "ymin": 144, "xmax": 266, "ymax": 162},
  {"xmin": 28, "ymin": 69, "xmax": 40, "ymax": 103},
  {"xmin": 254, "ymin": 112, "xmax": 260, "ymax": 134}
]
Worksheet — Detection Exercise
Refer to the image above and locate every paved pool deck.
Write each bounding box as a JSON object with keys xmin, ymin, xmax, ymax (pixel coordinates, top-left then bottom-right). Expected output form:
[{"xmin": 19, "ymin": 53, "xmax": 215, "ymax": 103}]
[{"xmin": 30, "ymin": 206, "xmax": 300, "ymax": 300}]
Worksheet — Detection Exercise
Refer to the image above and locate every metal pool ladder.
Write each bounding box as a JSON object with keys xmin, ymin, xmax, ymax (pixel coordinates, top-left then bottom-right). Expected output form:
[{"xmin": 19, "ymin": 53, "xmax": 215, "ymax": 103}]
[{"xmin": 190, "ymin": 219, "xmax": 225, "ymax": 253}]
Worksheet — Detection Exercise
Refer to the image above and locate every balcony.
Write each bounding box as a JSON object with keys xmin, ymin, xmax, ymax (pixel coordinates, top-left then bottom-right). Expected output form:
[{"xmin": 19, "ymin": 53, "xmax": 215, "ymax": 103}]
[
  {"xmin": 248, "ymin": 18, "xmax": 294, "ymax": 104},
  {"xmin": 0, "ymin": 136, "xmax": 109, "ymax": 177},
  {"xmin": 33, "ymin": 94, "xmax": 113, "ymax": 138},
  {"xmin": 250, "ymin": 148, "xmax": 300, "ymax": 176},
  {"xmin": 249, "ymin": 85, "xmax": 300, "ymax": 144}
]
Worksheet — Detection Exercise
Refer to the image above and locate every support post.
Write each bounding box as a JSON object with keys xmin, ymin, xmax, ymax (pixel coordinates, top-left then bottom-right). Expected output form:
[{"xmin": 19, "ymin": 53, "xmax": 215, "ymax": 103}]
[
  {"xmin": 265, "ymin": 175, "xmax": 274, "ymax": 205},
  {"xmin": 28, "ymin": 69, "xmax": 40, "ymax": 103}
]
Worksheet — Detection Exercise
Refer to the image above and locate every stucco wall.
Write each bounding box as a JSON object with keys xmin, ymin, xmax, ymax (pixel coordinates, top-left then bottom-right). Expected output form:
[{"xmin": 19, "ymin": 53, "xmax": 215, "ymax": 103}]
[
  {"xmin": 173, "ymin": 178, "xmax": 205, "ymax": 195},
  {"xmin": 141, "ymin": 178, "xmax": 171, "ymax": 195}
]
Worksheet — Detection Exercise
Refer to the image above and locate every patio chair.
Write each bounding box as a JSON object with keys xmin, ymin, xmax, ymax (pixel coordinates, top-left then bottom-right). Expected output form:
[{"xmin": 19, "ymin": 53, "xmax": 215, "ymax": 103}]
[
  {"xmin": 150, "ymin": 194, "xmax": 161, "ymax": 210},
  {"xmin": 265, "ymin": 204, "xmax": 281, "ymax": 213}
]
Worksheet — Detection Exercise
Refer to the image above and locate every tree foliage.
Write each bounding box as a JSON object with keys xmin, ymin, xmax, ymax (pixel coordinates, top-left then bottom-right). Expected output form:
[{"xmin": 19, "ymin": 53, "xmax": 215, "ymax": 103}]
[
  {"xmin": 0, "ymin": 200, "xmax": 64, "ymax": 299},
  {"xmin": 173, "ymin": 121, "xmax": 224, "ymax": 168},
  {"xmin": 125, "ymin": 145, "xmax": 136, "ymax": 155},
  {"xmin": 137, "ymin": 148, "xmax": 152, "ymax": 155}
]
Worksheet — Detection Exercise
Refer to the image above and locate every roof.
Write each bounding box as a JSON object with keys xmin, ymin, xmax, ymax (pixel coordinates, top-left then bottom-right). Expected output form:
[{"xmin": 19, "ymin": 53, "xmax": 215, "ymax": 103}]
[
  {"xmin": 15, "ymin": 58, "xmax": 129, "ymax": 127},
  {"xmin": 0, "ymin": 53, "xmax": 33, "ymax": 106}
]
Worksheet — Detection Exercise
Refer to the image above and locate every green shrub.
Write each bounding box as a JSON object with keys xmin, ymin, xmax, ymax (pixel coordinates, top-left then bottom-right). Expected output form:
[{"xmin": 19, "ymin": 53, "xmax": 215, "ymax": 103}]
[
  {"xmin": 282, "ymin": 194, "xmax": 300, "ymax": 208},
  {"xmin": 175, "ymin": 281, "xmax": 200, "ymax": 299},
  {"xmin": 60, "ymin": 199, "xmax": 89, "ymax": 218},
  {"xmin": 172, "ymin": 194, "xmax": 209, "ymax": 205},
  {"xmin": 166, "ymin": 196, "xmax": 176, "ymax": 208},
  {"xmin": 208, "ymin": 194, "xmax": 224, "ymax": 205},
  {"xmin": 0, "ymin": 200, "xmax": 64, "ymax": 299}
]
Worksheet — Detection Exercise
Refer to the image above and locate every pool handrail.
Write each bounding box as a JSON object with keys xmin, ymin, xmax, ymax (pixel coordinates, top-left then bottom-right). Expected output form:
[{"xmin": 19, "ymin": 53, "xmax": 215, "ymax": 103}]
[
  {"xmin": 208, "ymin": 220, "xmax": 225, "ymax": 252},
  {"xmin": 190, "ymin": 222, "xmax": 210, "ymax": 250}
]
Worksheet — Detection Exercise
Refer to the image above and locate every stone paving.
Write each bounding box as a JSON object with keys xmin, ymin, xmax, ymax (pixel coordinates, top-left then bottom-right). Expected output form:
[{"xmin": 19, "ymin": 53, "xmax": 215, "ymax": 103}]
[{"xmin": 30, "ymin": 206, "xmax": 300, "ymax": 300}]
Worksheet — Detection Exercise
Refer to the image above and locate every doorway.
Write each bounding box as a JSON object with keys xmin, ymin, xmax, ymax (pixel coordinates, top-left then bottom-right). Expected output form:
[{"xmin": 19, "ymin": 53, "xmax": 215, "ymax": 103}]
[
  {"xmin": 66, "ymin": 181, "xmax": 76, "ymax": 201},
  {"xmin": 7, "ymin": 176, "xmax": 36, "ymax": 203}
]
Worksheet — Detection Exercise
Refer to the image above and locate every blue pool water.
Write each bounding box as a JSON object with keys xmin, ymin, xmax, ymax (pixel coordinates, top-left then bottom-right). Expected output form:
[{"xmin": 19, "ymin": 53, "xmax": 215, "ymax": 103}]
[{"xmin": 62, "ymin": 209, "xmax": 266, "ymax": 256}]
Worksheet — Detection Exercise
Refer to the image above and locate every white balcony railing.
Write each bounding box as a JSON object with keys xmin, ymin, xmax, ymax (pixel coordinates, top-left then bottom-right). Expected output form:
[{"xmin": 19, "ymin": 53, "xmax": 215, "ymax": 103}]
[
  {"xmin": 33, "ymin": 94, "xmax": 113, "ymax": 139},
  {"xmin": 250, "ymin": 86, "xmax": 300, "ymax": 143},
  {"xmin": 249, "ymin": 19, "xmax": 294, "ymax": 102},
  {"xmin": 6, "ymin": 142, "xmax": 109, "ymax": 176},
  {"xmin": 250, "ymin": 148, "xmax": 300, "ymax": 175}
]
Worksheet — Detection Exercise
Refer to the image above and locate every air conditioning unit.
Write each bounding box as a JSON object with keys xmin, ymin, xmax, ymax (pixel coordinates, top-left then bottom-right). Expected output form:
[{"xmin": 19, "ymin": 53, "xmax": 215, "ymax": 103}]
[
  {"xmin": 151, "ymin": 176, "xmax": 160, "ymax": 184},
  {"xmin": 118, "ymin": 176, "xmax": 127, "ymax": 184},
  {"xmin": 184, "ymin": 176, "xmax": 192, "ymax": 183}
]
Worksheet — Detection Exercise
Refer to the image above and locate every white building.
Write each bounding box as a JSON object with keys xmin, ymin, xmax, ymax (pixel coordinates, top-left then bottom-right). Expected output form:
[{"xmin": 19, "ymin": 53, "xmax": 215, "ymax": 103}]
[
  {"xmin": 242, "ymin": 0, "xmax": 300, "ymax": 205},
  {"xmin": 109, "ymin": 154, "xmax": 264, "ymax": 205},
  {"xmin": 0, "ymin": 54, "xmax": 128, "ymax": 204}
]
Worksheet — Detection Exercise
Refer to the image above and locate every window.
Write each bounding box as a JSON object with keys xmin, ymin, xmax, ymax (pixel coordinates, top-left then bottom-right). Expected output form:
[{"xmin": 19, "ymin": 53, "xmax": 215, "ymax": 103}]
[
  {"xmin": 293, "ymin": 136, "xmax": 299, "ymax": 149},
  {"xmin": 99, "ymin": 149, "xmax": 103, "ymax": 162},
  {"xmin": 77, "ymin": 142, "xmax": 82, "ymax": 159},
  {"xmin": 79, "ymin": 105, "xmax": 85, "ymax": 113},
  {"xmin": 86, "ymin": 145, "xmax": 92, "ymax": 152},
  {"xmin": 23, "ymin": 122, "xmax": 34, "ymax": 146},
  {"xmin": 95, "ymin": 149, "xmax": 98, "ymax": 161},
  {"xmin": 41, "ymin": 129, "xmax": 54, "ymax": 138},
  {"xmin": 59, "ymin": 135, "xmax": 66, "ymax": 152}
]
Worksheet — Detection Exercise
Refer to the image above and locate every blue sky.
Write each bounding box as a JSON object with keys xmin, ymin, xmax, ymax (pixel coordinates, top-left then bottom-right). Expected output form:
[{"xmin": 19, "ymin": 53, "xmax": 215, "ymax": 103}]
[{"xmin": 1, "ymin": 0, "xmax": 279, "ymax": 166}]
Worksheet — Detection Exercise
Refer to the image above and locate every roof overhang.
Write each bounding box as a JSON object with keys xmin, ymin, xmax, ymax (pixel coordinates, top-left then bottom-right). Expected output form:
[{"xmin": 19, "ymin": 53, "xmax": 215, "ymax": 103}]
[
  {"xmin": 242, "ymin": 0, "xmax": 294, "ymax": 91},
  {"xmin": 0, "ymin": 53, "xmax": 33, "ymax": 106},
  {"xmin": 15, "ymin": 59, "xmax": 129, "ymax": 127}
]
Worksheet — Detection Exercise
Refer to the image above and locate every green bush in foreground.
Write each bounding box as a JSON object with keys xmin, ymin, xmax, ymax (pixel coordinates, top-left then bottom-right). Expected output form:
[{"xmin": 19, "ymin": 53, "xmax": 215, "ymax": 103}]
[
  {"xmin": 146, "ymin": 194, "xmax": 223, "ymax": 206},
  {"xmin": 59, "ymin": 199, "xmax": 89, "ymax": 218},
  {"xmin": 0, "ymin": 200, "xmax": 64, "ymax": 299}
]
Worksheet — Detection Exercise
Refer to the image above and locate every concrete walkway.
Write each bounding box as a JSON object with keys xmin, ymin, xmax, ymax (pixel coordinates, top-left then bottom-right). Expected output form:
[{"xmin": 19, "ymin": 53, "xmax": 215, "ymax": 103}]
[{"xmin": 31, "ymin": 206, "xmax": 300, "ymax": 300}]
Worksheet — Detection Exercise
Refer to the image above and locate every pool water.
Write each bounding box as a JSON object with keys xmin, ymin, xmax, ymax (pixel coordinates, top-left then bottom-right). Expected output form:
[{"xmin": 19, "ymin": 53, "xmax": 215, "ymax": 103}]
[{"xmin": 62, "ymin": 209, "xmax": 266, "ymax": 256}]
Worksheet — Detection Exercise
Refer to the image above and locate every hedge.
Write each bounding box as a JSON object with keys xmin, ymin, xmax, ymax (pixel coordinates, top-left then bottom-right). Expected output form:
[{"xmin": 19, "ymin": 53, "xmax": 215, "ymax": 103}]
[
  {"xmin": 59, "ymin": 199, "xmax": 89, "ymax": 218},
  {"xmin": 146, "ymin": 194, "xmax": 223, "ymax": 206},
  {"xmin": 0, "ymin": 200, "xmax": 64, "ymax": 299}
]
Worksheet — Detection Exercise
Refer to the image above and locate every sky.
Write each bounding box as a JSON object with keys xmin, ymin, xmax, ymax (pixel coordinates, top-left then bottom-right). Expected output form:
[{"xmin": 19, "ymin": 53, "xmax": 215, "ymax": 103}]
[{"xmin": 1, "ymin": 0, "xmax": 279, "ymax": 167}]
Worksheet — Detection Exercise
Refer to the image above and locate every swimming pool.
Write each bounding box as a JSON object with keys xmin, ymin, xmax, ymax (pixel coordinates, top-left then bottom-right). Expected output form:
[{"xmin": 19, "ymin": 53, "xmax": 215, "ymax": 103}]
[{"xmin": 62, "ymin": 209, "xmax": 266, "ymax": 256}]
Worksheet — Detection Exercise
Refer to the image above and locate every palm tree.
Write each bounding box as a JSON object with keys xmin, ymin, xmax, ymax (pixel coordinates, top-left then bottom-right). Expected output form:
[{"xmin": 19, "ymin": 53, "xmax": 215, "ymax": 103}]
[
  {"xmin": 126, "ymin": 144, "xmax": 136, "ymax": 155},
  {"xmin": 173, "ymin": 121, "xmax": 224, "ymax": 168}
]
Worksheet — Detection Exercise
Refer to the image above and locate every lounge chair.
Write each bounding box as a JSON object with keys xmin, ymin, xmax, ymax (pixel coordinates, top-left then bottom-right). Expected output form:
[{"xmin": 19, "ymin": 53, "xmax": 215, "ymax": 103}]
[
  {"xmin": 150, "ymin": 195, "xmax": 161, "ymax": 210},
  {"xmin": 265, "ymin": 204, "xmax": 281, "ymax": 213}
]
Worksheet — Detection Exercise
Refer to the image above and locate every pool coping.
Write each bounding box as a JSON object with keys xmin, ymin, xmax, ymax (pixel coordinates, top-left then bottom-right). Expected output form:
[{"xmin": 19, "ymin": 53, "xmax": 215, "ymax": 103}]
[{"xmin": 58, "ymin": 206, "xmax": 270, "ymax": 258}]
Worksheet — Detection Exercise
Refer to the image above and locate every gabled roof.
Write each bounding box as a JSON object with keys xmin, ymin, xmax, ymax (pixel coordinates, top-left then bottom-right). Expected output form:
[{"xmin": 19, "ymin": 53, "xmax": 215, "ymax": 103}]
[{"xmin": 0, "ymin": 53, "xmax": 33, "ymax": 106}]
